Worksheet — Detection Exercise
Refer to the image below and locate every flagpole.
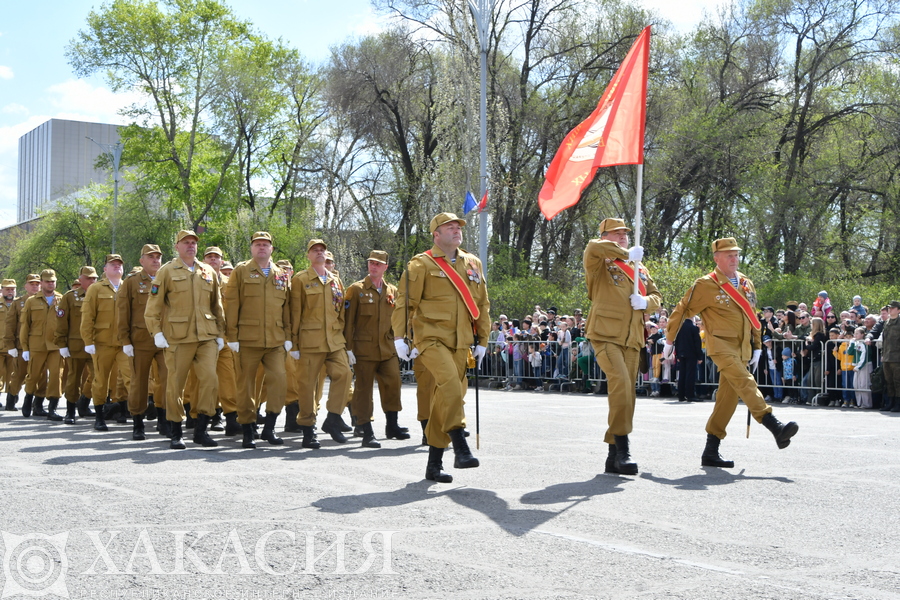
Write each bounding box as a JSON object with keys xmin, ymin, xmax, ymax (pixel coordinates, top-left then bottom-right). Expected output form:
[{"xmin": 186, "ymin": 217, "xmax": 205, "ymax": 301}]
[
  {"xmin": 469, "ymin": 0, "xmax": 493, "ymax": 280},
  {"xmin": 633, "ymin": 163, "xmax": 643, "ymax": 296}
]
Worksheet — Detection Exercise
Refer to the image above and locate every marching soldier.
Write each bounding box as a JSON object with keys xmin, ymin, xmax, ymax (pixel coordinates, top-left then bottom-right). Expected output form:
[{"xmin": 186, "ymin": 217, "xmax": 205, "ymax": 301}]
[
  {"xmin": 118, "ymin": 244, "xmax": 168, "ymax": 440},
  {"xmin": 314, "ymin": 250, "xmax": 353, "ymax": 433},
  {"xmin": 144, "ymin": 230, "xmax": 226, "ymax": 449},
  {"xmin": 275, "ymin": 259, "xmax": 302, "ymax": 433},
  {"xmin": 20, "ymin": 269, "xmax": 64, "ymax": 421},
  {"xmin": 224, "ymin": 231, "xmax": 292, "ymax": 448},
  {"xmin": 344, "ymin": 250, "xmax": 410, "ymax": 448},
  {"xmin": 666, "ymin": 238, "xmax": 799, "ymax": 467},
  {"xmin": 81, "ymin": 254, "xmax": 132, "ymax": 431},
  {"xmin": 583, "ymin": 218, "xmax": 661, "ymax": 475},
  {"xmin": 289, "ymin": 239, "xmax": 353, "ymax": 448},
  {"xmin": 0, "ymin": 278, "xmax": 17, "ymax": 410},
  {"xmin": 55, "ymin": 266, "xmax": 98, "ymax": 423},
  {"xmin": 393, "ymin": 213, "xmax": 490, "ymax": 483},
  {"xmin": 6, "ymin": 274, "xmax": 44, "ymax": 415}
]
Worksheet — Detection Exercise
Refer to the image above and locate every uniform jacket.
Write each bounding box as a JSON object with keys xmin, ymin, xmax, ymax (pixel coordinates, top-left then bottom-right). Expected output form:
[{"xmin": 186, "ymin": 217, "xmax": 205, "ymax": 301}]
[
  {"xmin": 117, "ymin": 269, "xmax": 157, "ymax": 347},
  {"xmin": 392, "ymin": 245, "xmax": 490, "ymax": 351},
  {"xmin": 344, "ymin": 276, "xmax": 398, "ymax": 361},
  {"xmin": 667, "ymin": 266, "xmax": 761, "ymax": 362},
  {"xmin": 54, "ymin": 288, "xmax": 90, "ymax": 357},
  {"xmin": 144, "ymin": 257, "xmax": 225, "ymax": 344},
  {"xmin": 3, "ymin": 293, "xmax": 33, "ymax": 351},
  {"xmin": 290, "ymin": 266, "xmax": 346, "ymax": 353},
  {"xmin": 81, "ymin": 278, "xmax": 122, "ymax": 347},
  {"xmin": 583, "ymin": 239, "xmax": 661, "ymax": 351},
  {"xmin": 20, "ymin": 292, "xmax": 64, "ymax": 352},
  {"xmin": 882, "ymin": 316, "xmax": 900, "ymax": 363},
  {"xmin": 224, "ymin": 260, "xmax": 291, "ymax": 348},
  {"xmin": 0, "ymin": 300, "xmax": 12, "ymax": 352}
]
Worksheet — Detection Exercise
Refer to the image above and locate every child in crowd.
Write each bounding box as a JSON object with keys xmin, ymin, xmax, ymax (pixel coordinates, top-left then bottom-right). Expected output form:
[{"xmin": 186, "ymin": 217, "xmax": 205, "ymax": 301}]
[
  {"xmin": 852, "ymin": 326, "xmax": 873, "ymax": 408},
  {"xmin": 838, "ymin": 325, "xmax": 856, "ymax": 407},
  {"xmin": 781, "ymin": 346, "xmax": 797, "ymax": 403},
  {"xmin": 647, "ymin": 323, "xmax": 665, "ymax": 397},
  {"xmin": 824, "ymin": 328, "xmax": 842, "ymax": 406}
]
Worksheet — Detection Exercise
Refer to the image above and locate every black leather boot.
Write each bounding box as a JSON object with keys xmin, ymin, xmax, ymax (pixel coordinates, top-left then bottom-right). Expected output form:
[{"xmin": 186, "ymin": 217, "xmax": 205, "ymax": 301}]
[
  {"xmin": 880, "ymin": 396, "xmax": 893, "ymax": 411},
  {"xmin": 116, "ymin": 401, "xmax": 129, "ymax": 424},
  {"xmin": 46, "ymin": 397, "xmax": 63, "ymax": 421},
  {"xmin": 144, "ymin": 396, "xmax": 157, "ymax": 420},
  {"xmin": 156, "ymin": 408, "xmax": 171, "ymax": 437},
  {"xmin": 261, "ymin": 412, "xmax": 284, "ymax": 445},
  {"xmin": 300, "ymin": 426, "xmax": 321, "ymax": 449},
  {"xmin": 701, "ymin": 433, "xmax": 734, "ymax": 467},
  {"xmin": 132, "ymin": 415, "xmax": 145, "ymax": 441},
  {"xmin": 224, "ymin": 412, "xmax": 241, "ymax": 436},
  {"xmin": 5, "ymin": 393, "xmax": 16, "ymax": 411},
  {"xmin": 21, "ymin": 393, "xmax": 34, "ymax": 417},
  {"xmin": 32, "ymin": 396, "xmax": 47, "ymax": 417},
  {"xmin": 761, "ymin": 413, "xmax": 799, "ymax": 449},
  {"xmin": 420, "ymin": 419, "xmax": 428, "ymax": 446},
  {"xmin": 256, "ymin": 410, "xmax": 265, "ymax": 425},
  {"xmin": 337, "ymin": 411, "xmax": 352, "ymax": 432},
  {"xmin": 613, "ymin": 435, "xmax": 638, "ymax": 475},
  {"xmin": 94, "ymin": 410, "xmax": 108, "ymax": 432},
  {"xmin": 283, "ymin": 402, "xmax": 301, "ymax": 433},
  {"xmin": 360, "ymin": 422, "xmax": 381, "ymax": 448},
  {"xmin": 63, "ymin": 401, "xmax": 77, "ymax": 424},
  {"xmin": 185, "ymin": 409, "xmax": 197, "ymax": 429},
  {"xmin": 425, "ymin": 446, "xmax": 453, "ymax": 483},
  {"xmin": 102, "ymin": 400, "xmax": 119, "ymax": 421},
  {"xmin": 76, "ymin": 395, "xmax": 94, "ymax": 417},
  {"xmin": 169, "ymin": 421, "xmax": 186, "ymax": 449},
  {"xmin": 210, "ymin": 408, "xmax": 224, "ymax": 431},
  {"xmin": 449, "ymin": 428, "xmax": 479, "ymax": 469},
  {"xmin": 604, "ymin": 444, "xmax": 617, "ymax": 473},
  {"xmin": 192, "ymin": 414, "xmax": 218, "ymax": 447},
  {"xmin": 892, "ymin": 397, "xmax": 900, "ymax": 413},
  {"xmin": 241, "ymin": 423, "xmax": 256, "ymax": 448},
  {"xmin": 321, "ymin": 412, "xmax": 348, "ymax": 443},
  {"xmin": 385, "ymin": 411, "xmax": 410, "ymax": 440}
]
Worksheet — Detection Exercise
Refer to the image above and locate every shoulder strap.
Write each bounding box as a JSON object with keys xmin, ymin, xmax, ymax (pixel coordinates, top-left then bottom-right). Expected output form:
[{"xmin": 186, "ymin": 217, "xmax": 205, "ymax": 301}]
[{"xmin": 709, "ymin": 272, "xmax": 760, "ymax": 330}]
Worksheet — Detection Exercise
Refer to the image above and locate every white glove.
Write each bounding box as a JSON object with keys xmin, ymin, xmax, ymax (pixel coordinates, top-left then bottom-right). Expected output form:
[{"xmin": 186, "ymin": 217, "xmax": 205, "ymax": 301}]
[
  {"xmin": 749, "ymin": 349, "xmax": 762, "ymax": 371},
  {"xmin": 59, "ymin": 347, "xmax": 70, "ymax": 359},
  {"xmin": 394, "ymin": 338, "xmax": 411, "ymax": 361},
  {"xmin": 84, "ymin": 344, "xmax": 96, "ymax": 355},
  {"xmin": 290, "ymin": 350, "xmax": 300, "ymax": 360},
  {"xmin": 216, "ymin": 337, "xmax": 224, "ymax": 351},
  {"xmin": 8, "ymin": 348, "xmax": 17, "ymax": 358},
  {"xmin": 409, "ymin": 348, "xmax": 420, "ymax": 360},
  {"xmin": 630, "ymin": 294, "xmax": 648, "ymax": 310},
  {"xmin": 228, "ymin": 342, "xmax": 240, "ymax": 353},
  {"xmin": 283, "ymin": 340, "xmax": 292, "ymax": 352},
  {"xmin": 473, "ymin": 345, "xmax": 487, "ymax": 368},
  {"xmin": 347, "ymin": 350, "xmax": 356, "ymax": 365},
  {"xmin": 123, "ymin": 344, "xmax": 134, "ymax": 357},
  {"xmin": 153, "ymin": 333, "xmax": 168, "ymax": 349},
  {"xmin": 22, "ymin": 351, "xmax": 30, "ymax": 362},
  {"xmin": 628, "ymin": 245, "xmax": 644, "ymax": 263}
]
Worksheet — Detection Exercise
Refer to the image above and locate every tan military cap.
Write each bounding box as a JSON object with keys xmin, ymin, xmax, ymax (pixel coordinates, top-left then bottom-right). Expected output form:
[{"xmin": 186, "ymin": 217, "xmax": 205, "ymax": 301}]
[
  {"xmin": 307, "ymin": 239, "xmax": 327, "ymax": 252},
  {"xmin": 324, "ymin": 251, "xmax": 335, "ymax": 261},
  {"xmin": 367, "ymin": 250, "xmax": 388, "ymax": 264},
  {"xmin": 1, "ymin": 279, "xmax": 17, "ymax": 287},
  {"xmin": 203, "ymin": 246, "xmax": 223, "ymax": 257},
  {"xmin": 275, "ymin": 259, "xmax": 293, "ymax": 270},
  {"xmin": 599, "ymin": 218, "xmax": 631, "ymax": 233},
  {"xmin": 251, "ymin": 231, "xmax": 273, "ymax": 243},
  {"xmin": 80, "ymin": 266, "xmax": 99, "ymax": 278},
  {"xmin": 25, "ymin": 273, "xmax": 40, "ymax": 283},
  {"xmin": 221, "ymin": 262, "xmax": 234, "ymax": 272},
  {"xmin": 141, "ymin": 244, "xmax": 162, "ymax": 256},
  {"xmin": 176, "ymin": 230, "xmax": 199, "ymax": 243},
  {"xmin": 429, "ymin": 212, "xmax": 466, "ymax": 233},
  {"xmin": 105, "ymin": 253, "xmax": 124, "ymax": 264},
  {"xmin": 711, "ymin": 238, "xmax": 741, "ymax": 253},
  {"xmin": 40, "ymin": 269, "xmax": 57, "ymax": 282}
]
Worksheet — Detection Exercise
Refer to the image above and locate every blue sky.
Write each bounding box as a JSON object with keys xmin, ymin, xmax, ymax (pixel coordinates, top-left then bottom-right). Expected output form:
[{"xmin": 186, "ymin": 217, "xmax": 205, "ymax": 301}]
[{"xmin": 0, "ymin": 0, "xmax": 712, "ymax": 228}]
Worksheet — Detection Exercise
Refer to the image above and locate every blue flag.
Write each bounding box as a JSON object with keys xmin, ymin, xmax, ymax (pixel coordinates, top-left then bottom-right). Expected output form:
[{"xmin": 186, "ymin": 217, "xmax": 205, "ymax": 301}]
[{"xmin": 463, "ymin": 191, "xmax": 478, "ymax": 215}]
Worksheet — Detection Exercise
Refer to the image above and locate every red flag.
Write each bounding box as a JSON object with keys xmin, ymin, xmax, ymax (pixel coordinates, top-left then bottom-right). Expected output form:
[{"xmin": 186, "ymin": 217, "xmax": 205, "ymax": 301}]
[
  {"xmin": 538, "ymin": 26, "xmax": 650, "ymax": 220},
  {"xmin": 477, "ymin": 190, "xmax": 488, "ymax": 213}
]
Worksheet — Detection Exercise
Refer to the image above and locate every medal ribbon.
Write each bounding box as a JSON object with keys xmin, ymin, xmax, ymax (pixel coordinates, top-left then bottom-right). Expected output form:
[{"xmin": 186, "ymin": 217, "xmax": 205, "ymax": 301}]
[
  {"xmin": 710, "ymin": 272, "xmax": 760, "ymax": 330},
  {"xmin": 424, "ymin": 250, "xmax": 480, "ymax": 321},
  {"xmin": 613, "ymin": 260, "xmax": 647, "ymax": 296}
]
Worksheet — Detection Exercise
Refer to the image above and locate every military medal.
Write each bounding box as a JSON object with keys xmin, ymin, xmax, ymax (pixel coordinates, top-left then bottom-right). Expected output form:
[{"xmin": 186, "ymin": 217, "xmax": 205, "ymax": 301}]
[{"xmin": 57, "ymin": 309, "xmax": 65, "ymax": 318}]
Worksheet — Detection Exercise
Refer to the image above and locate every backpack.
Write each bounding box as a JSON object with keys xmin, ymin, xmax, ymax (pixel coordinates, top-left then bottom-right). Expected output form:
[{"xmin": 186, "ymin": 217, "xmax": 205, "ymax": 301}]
[{"xmin": 871, "ymin": 365, "xmax": 885, "ymax": 394}]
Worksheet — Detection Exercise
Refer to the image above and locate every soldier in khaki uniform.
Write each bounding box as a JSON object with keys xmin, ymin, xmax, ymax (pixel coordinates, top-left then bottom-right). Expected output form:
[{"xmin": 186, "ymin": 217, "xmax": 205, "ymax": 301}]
[
  {"xmin": 145, "ymin": 229, "xmax": 226, "ymax": 449},
  {"xmin": 225, "ymin": 231, "xmax": 292, "ymax": 448},
  {"xmin": 20, "ymin": 269, "xmax": 65, "ymax": 421},
  {"xmin": 393, "ymin": 213, "xmax": 490, "ymax": 483},
  {"xmin": 0, "ymin": 279, "xmax": 17, "ymax": 410},
  {"xmin": 583, "ymin": 218, "xmax": 661, "ymax": 475},
  {"xmin": 344, "ymin": 250, "xmax": 410, "ymax": 448},
  {"xmin": 55, "ymin": 266, "xmax": 98, "ymax": 423},
  {"xmin": 289, "ymin": 239, "xmax": 353, "ymax": 448},
  {"xmin": 118, "ymin": 244, "xmax": 168, "ymax": 440},
  {"xmin": 666, "ymin": 238, "xmax": 799, "ymax": 467},
  {"xmin": 82, "ymin": 254, "xmax": 132, "ymax": 431},
  {"xmin": 5, "ymin": 274, "xmax": 44, "ymax": 414},
  {"xmin": 203, "ymin": 246, "xmax": 238, "ymax": 433},
  {"xmin": 275, "ymin": 259, "xmax": 302, "ymax": 433}
]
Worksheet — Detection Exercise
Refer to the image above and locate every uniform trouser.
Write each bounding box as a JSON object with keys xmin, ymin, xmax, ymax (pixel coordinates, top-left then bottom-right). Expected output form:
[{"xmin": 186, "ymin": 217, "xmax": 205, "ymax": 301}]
[
  {"xmin": 0, "ymin": 352, "xmax": 14, "ymax": 393},
  {"xmin": 707, "ymin": 352, "xmax": 773, "ymax": 439},
  {"xmin": 63, "ymin": 356, "xmax": 93, "ymax": 402},
  {"xmin": 24, "ymin": 350, "xmax": 63, "ymax": 398},
  {"xmin": 165, "ymin": 341, "xmax": 219, "ymax": 422},
  {"xmin": 296, "ymin": 350, "xmax": 351, "ymax": 427},
  {"xmin": 592, "ymin": 341, "xmax": 639, "ymax": 444},
  {"xmin": 413, "ymin": 358, "xmax": 432, "ymax": 422},
  {"xmin": 129, "ymin": 343, "xmax": 168, "ymax": 416},
  {"xmin": 185, "ymin": 347, "xmax": 238, "ymax": 418},
  {"xmin": 314, "ymin": 366, "xmax": 327, "ymax": 405},
  {"xmin": 8, "ymin": 354, "xmax": 38, "ymax": 396},
  {"xmin": 285, "ymin": 354, "xmax": 300, "ymax": 403},
  {"xmin": 238, "ymin": 346, "xmax": 286, "ymax": 424},
  {"xmin": 416, "ymin": 341, "xmax": 468, "ymax": 449},
  {"xmin": 883, "ymin": 361, "xmax": 900, "ymax": 398},
  {"xmin": 91, "ymin": 345, "xmax": 131, "ymax": 406},
  {"xmin": 351, "ymin": 358, "xmax": 402, "ymax": 423}
]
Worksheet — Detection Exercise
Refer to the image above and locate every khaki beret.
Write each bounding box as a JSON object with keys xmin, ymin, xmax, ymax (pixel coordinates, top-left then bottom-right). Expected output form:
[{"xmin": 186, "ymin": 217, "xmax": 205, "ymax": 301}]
[
  {"xmin": 40, "ymin": 269, "xmax": 57, "ymax": 282},
  {"xmin": 429, "ymin": 212, "xmax": 466, "ymax": 233},
  {"xmin": 25, "ymin": 273, "xmax": 40, "ymax": 283},
  {"xmin": 105, "ymin": 254, "xmax": 124, "ymax": 264},
  {"xmin": 80, "ymin": 266, "xmax": 99, "ymax": 278},
  {"xmin": 176, "ymin": 230, "xmax": 199, "ymax": 243},
  {"xmin": 251, "ymin": 231, "xmax": 273, "ymax": 243},
  {"xmin": 599, "ymin": 218, "xmax": 631, "ymax": 234},
  {"xmin": 307, "ymin": 239, "xmax": 327, "ymax": 252},
  {"xmin": 324, "ymin": 251, "xmax": 334, "ymax": 261},
  {"xmin": 1, "ymin": 279, "xmax": 17, "ymax": 287},
  {"xmin": 711, "ymin": 238, "xmax": 741, "ymax": 253},
  {"xmin": 367, "ymin": 250, "xmax": 388, "ymax": 264},
  {"xmin": 203, "ymin": 246, "xmax": 223, "ymax": 257},
  {"xmin": 141, "ymin": 244, "xmax": 162, "ymax": 256}
]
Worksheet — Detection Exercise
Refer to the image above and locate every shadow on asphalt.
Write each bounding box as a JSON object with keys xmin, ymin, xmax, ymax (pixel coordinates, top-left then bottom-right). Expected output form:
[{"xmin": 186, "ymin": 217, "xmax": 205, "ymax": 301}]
[{"xmin": 639, "ymin": 469, "xmax": 794, "ymax": 490}]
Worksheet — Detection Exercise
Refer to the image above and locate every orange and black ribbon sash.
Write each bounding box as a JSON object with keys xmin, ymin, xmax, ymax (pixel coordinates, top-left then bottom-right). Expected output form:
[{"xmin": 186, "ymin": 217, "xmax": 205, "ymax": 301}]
[
  {"xmin": 424, "ymin": 250, "xmax": 480, "ymax": 322},
  {"xmin": 710, "ymin": 272, "xmax": 761, "ymax": 330}
]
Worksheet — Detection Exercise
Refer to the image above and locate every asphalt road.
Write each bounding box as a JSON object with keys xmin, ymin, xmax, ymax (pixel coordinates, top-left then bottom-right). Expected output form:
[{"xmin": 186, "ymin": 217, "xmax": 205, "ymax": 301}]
[{"xmin": 0, "ymin": 386, "xmax": 897, "ymax": 600}]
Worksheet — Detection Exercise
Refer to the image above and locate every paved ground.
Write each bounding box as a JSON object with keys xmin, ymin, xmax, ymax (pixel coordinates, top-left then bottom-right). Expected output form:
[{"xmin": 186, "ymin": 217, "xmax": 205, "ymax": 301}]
[{"xmin": 0, "ymin": 386, "xmax": 898, "ymax": 600}]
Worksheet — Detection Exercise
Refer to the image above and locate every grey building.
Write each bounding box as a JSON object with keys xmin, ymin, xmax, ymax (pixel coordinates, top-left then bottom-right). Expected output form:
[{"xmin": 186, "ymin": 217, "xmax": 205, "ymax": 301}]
[{"xmin": 17, "ymin": 118, "xmax": 121, "ymax": 223}]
